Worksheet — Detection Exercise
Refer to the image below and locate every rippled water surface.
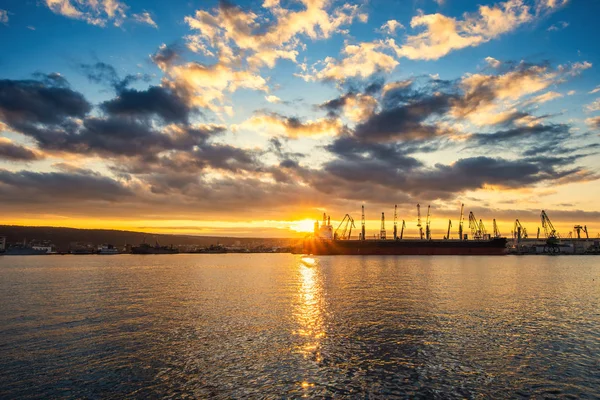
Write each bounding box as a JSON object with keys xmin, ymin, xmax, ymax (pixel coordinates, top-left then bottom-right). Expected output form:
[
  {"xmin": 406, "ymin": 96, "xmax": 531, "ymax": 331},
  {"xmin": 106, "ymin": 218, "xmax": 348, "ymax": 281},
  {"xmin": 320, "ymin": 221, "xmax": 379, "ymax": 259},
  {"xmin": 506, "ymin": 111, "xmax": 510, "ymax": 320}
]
[{"xmin": 1, "ymin": 254, "xmax": 600, "ymax": 398}]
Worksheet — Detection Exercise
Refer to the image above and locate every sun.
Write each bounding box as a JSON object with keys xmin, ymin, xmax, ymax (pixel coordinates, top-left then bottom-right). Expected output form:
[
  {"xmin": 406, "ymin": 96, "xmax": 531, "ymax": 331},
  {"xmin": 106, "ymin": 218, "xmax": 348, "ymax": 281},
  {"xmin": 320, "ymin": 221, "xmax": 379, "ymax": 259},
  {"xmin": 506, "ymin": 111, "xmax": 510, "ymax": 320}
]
[{"xmin": 289, "ymin": 219, "xmax": 316, "ymax": 233}]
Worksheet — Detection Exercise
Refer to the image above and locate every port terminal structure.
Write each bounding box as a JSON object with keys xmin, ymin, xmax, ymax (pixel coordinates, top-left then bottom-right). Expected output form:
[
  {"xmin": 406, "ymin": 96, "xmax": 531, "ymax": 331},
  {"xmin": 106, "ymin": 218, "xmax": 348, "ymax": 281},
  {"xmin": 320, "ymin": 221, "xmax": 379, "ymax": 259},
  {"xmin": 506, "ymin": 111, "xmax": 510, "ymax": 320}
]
[{"xmin": 303, "ymin": 206, "xmax": 599, "ymax": 256}]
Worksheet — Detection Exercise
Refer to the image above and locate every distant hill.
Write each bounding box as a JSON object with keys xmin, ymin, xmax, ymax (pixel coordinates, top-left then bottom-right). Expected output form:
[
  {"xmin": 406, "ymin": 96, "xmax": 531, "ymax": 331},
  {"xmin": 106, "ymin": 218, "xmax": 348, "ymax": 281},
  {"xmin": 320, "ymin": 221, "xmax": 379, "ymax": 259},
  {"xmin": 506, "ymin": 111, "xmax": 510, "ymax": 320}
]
[{"xmin": 0, "ymin": 225, "xmax": 299, "ymax": 252}]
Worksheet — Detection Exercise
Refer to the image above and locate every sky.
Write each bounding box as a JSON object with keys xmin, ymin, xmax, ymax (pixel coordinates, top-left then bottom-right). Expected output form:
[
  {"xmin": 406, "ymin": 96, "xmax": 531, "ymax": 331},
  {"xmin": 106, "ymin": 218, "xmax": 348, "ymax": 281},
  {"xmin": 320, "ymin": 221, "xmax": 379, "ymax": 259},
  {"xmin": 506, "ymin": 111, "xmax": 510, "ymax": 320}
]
[{"xmin": 0, "ymin": 0, "xmax": 599, "ymax": 238}]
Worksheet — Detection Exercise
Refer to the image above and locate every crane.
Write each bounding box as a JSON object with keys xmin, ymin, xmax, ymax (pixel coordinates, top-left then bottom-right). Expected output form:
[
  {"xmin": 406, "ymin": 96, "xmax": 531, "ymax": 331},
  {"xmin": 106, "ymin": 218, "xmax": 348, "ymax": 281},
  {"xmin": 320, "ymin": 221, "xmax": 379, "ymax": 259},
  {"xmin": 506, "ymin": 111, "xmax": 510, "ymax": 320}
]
[
  {"xmin": 380, "ymin": 212, "xmax": 386, "ymax": 239},
  {"xmin": 513, "ymin": 219, "xmax": 528, "ymax": 240},
  {"xmin": 446, "ymin": 219, "xmax": 452, "ymax": 240},
  {"xmin": 417, "ymin": 204, "xmax": 424, "ymax": 240},
  {"xmin": 400, "ymin": 220, "xmax": 406, "ymax": 239},
  {"xmin": 393, "ymin": 204, "xmax": 398, "ymax": 240},
  {"xmin": 541, "ymin": 210, "xmax": 559, "ymax": 238},
  {"xmin": 468, "ymin": 211, "xmax": 481, "ymax": 240},
  {"xmin": 574, "ymin": 225, "xmax": 589, "ymax": 239},
  {"xmin": 361, "ymin": 204, "xmax": 366, "ymax": 240},
  {"xmin": 458, "ymin": 203, "xmax": 464, "ymax": 241},
  {"xmin": 493, "ymin": 219, "xmax": 501, "ymax": 238},
  {"xmin": 334, "ymin": 214, "xmax": 355, "ymax": 240},
  {"xmin": 425, "ymin": 205, "xmax": 432, "ymax": 240},
  {"xmin": 479, "ymin": 219, "xmax": 487, "ymax": 238}
]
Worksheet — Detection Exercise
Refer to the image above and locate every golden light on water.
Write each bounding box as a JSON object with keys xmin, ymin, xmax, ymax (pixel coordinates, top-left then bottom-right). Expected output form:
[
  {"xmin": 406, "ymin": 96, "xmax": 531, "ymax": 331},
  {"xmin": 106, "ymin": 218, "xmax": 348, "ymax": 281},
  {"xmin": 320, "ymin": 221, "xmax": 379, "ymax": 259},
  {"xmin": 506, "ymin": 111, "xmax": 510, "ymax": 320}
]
[{"xmin": 294, "ymin": 256, "xmax": 325, "ymax": 365}]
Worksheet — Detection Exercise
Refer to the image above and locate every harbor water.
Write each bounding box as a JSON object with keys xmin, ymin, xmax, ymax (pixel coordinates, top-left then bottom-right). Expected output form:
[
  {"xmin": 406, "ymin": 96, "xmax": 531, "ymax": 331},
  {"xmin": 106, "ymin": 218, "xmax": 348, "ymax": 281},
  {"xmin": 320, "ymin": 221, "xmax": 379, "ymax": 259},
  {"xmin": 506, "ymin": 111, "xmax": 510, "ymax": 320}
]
[{"xmin": 1, "ymin": 254, "xmax": 599, "ymax": 398}]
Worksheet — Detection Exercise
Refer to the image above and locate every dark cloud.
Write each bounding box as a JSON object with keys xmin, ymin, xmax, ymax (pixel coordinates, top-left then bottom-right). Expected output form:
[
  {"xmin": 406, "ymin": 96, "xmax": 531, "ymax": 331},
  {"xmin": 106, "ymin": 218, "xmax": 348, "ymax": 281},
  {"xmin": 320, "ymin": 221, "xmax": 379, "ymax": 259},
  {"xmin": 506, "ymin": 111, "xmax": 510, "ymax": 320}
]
[
  {"xmin": 101, "ymin": 86, "xmax": 193, "ymax": 123},
  {"xmin": 0, "ymin": 168, "xmax": 132, "ymax": 202},
  {"xmin": 0, "ymin": 140, "xmax": 42, "ymax": 161},
  {"xmin": 0, "ymin": 75, "xmax": 91, "ymax": 126},
  {"xmin": 353, "ymin": 93, "xmax": 453, "ymax": 142},
  {"xmin": 20, "ymin": 116, "xmax": 226, "ymax": 160},
  {"xmin": 468, "ymin": 124, "xmax": 569, "ymax": 149},
  {"xmin": 150, "ymin": 44, "xmax": 182, "ymax": 69},
  {"xmin": 79, "ymin": 62, "xmax": 151, "ymax": 91}
]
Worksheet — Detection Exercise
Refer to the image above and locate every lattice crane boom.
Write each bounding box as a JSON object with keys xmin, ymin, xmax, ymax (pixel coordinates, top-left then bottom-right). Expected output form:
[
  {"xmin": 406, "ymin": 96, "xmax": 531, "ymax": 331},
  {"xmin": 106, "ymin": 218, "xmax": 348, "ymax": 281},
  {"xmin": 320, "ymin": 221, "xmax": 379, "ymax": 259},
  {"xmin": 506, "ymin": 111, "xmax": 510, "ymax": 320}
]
[
  {"xmin": 425, "ymin": 205, "xmax": 432, "ymax": 240},
  {"xmin": 493, "ymin": 219, "xmax": 501, "ymax": 238},
  {"xmin": 468, "ymin": 211, "xmax": 481, "ymax": 239},
  {"xmin": 334, "ymin": 214, "xmax": 355, "ymax": 240},
  {"xmin": 541, "ymin": 210, "xmax": 558, "ymax": 238},
  {"xmin": 458, "ymin": 203, "xmax": 464, "ymax": 241},
  {"xmin": 393, "ymin": 204, "xmax": 398, "ymax": 240},
  {"xmin": 417, "ymin": 204, "xmax": 424, "ymax": 240}
]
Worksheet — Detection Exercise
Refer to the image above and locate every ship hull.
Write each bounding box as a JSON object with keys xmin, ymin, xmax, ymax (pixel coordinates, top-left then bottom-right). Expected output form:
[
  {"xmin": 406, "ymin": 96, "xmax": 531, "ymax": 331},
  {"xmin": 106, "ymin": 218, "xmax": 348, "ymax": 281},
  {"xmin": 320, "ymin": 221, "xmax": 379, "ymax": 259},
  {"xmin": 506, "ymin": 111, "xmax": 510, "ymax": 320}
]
[{"xmin": 299, "ymin": 238, "xmax": 508, "ymax": 256}]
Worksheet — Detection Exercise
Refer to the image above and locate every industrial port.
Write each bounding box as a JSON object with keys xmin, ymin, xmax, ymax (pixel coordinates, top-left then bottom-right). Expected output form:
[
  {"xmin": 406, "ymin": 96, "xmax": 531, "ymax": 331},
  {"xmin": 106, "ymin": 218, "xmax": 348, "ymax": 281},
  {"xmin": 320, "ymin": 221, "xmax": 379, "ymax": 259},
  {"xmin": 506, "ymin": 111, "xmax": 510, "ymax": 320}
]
[
  {"xmin": 300, "ymin": 204, "xmax": 600, "ymax": 256},
  {"xmin": 1, "ymin": 204, "xmax": 598, "ymax": 256}
]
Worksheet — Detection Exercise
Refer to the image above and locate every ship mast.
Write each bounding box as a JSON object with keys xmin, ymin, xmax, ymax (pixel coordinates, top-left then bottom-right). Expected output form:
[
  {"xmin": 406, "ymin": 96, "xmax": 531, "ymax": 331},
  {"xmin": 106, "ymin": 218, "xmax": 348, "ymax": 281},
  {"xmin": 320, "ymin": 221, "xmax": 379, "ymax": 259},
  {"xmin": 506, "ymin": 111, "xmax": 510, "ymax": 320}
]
[{"xmin": 380, "ymin": 212, "xmax": 386, "ymax": 240}]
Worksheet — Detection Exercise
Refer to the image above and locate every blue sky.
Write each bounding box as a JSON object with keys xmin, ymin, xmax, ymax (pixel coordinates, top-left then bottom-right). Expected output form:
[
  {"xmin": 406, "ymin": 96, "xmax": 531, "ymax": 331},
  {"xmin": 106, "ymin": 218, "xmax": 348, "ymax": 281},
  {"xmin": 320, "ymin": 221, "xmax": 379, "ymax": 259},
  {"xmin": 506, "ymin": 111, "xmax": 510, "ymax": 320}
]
[{"xmin": 0, "ymin": 0, "xmax": 599, "ymax": 237}]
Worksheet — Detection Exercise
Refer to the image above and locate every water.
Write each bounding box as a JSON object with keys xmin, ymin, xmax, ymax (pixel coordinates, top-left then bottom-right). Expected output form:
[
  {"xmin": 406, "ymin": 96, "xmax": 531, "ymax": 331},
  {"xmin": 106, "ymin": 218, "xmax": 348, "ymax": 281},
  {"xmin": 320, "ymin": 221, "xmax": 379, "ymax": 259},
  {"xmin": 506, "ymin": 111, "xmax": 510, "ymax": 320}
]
[{"xmin": 1, "ymin": 254, "xmax": 599, "ymax": 398}]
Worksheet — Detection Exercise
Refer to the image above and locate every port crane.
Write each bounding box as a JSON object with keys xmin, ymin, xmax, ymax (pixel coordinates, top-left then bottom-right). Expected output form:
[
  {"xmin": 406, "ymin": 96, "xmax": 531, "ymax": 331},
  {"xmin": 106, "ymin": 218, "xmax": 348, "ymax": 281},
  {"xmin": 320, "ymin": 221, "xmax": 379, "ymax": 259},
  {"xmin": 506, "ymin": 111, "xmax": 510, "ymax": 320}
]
[
  {"xmin": 334, "ymin": 214, "xmax": 355, "ymax": 240},
  {"xmin": 361, "ymin": 205, "xmax": 366, "ymax": 240},
  {"xmin": 513, "ymin": 219, "xmax": 528, "ymax": 240},
  {"xmin": 393, "ymin": 205, "xmax": 398, "ymax": 240},
  {"xmin": 425, "ymin": 205, "xmax": 432, "ymax": 240},
  {"xmin": 417, "ymin": 204, "xmax": 424, "ymax": 240},
  {"xmin": 400, "ymin": 220, "xmax": 406, "ymax": 239},
  {"xmin": 574, "ymin": 225, "xmax": 589, "ymax": 239},
  {"xmin": 458, "ymin": 204, "xmax": 464, "ymax": 241},
  {"xmin": 479, "ymin": 219, "xmax": 487, "ymax": 237},
  {"xmin": 493, "ymin": 219, "xmax": 501, "ymax": 238},
  {"xmin": 446, "ymin": 220, "xmax": 452, "ymax": 240},
  {"xmin": 380, "ymin": 212, "xmax": 386, "ymax": 240},
  {"xmin": 541, "ymin": 210, "xmax": 559, "ymax": 238},
  {"xmin": 468, "ymin": 212, "xmax": 482, "ymax": 239}
]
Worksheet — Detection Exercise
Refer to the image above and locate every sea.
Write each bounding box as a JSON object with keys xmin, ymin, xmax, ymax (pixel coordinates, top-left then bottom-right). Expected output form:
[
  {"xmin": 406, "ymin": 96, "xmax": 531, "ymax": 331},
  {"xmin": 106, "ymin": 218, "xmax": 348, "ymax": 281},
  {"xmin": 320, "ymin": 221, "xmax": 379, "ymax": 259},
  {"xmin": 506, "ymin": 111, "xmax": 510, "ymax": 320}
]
[{"xmin": 1, "ymin": 254, "xmax": 599, "ymax": 398}]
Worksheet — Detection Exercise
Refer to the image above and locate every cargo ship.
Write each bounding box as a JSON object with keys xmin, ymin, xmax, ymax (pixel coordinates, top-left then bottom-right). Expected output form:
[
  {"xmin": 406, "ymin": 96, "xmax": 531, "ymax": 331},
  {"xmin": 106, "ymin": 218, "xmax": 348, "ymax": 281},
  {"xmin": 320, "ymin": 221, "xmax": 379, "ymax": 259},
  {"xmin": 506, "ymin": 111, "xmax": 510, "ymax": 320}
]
[
  {"xmin": 297, "ymin": 210, "xmax": 508, "ymax": 256},
  {"xmin": 301, "ymin": 237, "xmax": 508, "ymax": 255}
]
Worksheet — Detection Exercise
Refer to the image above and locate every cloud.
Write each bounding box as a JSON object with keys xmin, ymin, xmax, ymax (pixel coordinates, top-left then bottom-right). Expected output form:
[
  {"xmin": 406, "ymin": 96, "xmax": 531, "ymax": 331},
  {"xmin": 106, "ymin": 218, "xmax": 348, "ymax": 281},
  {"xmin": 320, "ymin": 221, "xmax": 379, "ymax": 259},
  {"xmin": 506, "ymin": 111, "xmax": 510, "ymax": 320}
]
[
  {"xmin": 0, "ymin": 168, "xmax": 132, "ymax": 203},
  {"xmin": 586, "ymin": 99, "xmax": 600, "ymax": 112},
  {"xmin": 378, "ymin": 20, "xmax": 404, "ymax": 35},
  {"xmin": 100, "ymin": 86, "xmax": 193, "ymax": 123},
  {"xmin": 79, "ymin": 61, "xmax": 151, "ymax": 91},
  {"xmin": 589, "ymin": 86, "xmax": 600, "ymax": 94},
  {"xmin": 485, "ymin": 56, "xmax": 502, "ymax": 68},
  {"xmin": 152, "ymin": 45, "xmax": 268, "ymax": 113},
  {"xmin": 308, "ymin": 42, "xmax": 398, "ymax": 82},
  {"xmin": 0, "ymin": 9, "xmax": 8, "ymax": 25},
  {"xmin": 547, "ymin": 20, "xmax": 568, "ymax": 31},
  {"xmin": 132, "ymin": 11, "xmax": 157, "ymax": 28},
  {"xmin": 353, "ymin": 92, "xmax": 454, "ymax": 143},
  {"xmin": 451, "ymin": 60, "xmax": 588, "ymax": 126},
  {"xmin": 523, "ymin": 90, "xmax": 563, "ymax": 105},
  {"xmin": 317, "ymin": 129, "xmax": 591, "ymax": 201},
  {"xmin": 567, "ymin": 90, "xmax": 576, "ymax": 96},
  {"xmin": 319, "ymin": 92, "xmax": 378, "ymax": 122},
  {"xmin": 184, "ymin": 0, "xmax": 367, "ymax": 69},
  {"xmin": 0, "ymin": 74, "xmax": 91, "ymax": 127},
  {"xmin": 45, "ymin": 0, "xmax": 127, "ymax": 27},
  {"xmin": 467, "ymin": 123, "xmax": 570, "ymax": 151},
  {"xmin": 236, "ymin": 112, "xmax": 341, "ymax": 139},
  {"xmin": 0, "ymin": 138, "xmax": 44, "ymax": 161},
  {"xmin": 265, "ymin": 95, "xmax": 282, "ymax": 103},
  {"xmin": 389, "ymin": 0, "xmax": 565, "ymax": 61},
  {"xmin": 586, "ymin": 116, "xmax": 600, "ymax": 129}
]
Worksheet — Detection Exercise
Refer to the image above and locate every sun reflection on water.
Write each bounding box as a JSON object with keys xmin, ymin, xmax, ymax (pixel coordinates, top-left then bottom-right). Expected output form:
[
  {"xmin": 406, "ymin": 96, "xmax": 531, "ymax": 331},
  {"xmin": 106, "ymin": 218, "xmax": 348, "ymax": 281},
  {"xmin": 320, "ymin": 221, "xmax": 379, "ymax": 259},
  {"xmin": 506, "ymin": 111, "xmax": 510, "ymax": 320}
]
[{"xmin": 294, "ymin": 256, "xmax": 325, "ymax": 366}]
